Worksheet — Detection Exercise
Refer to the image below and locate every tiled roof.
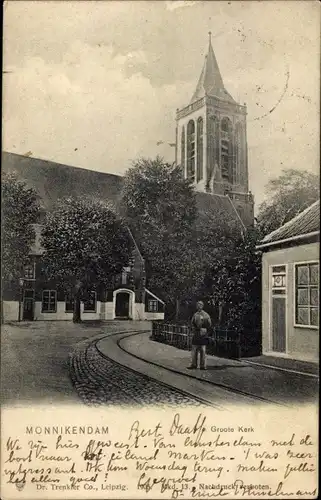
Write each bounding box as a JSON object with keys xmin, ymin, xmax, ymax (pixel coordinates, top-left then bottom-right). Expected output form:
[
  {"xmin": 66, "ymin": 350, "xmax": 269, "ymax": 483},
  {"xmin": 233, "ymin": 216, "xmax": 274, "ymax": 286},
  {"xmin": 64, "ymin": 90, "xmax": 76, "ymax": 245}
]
[
  {"xmin": 196, "ymin": 192, "xmax": 245, "ymax": 237},
  {"xmin": 2, "ymin": 151, "xmax": 123, "ymax": 211},
  {"xmin": 260, "ymin": 199, "xmax": 320, "ymax": 247}
]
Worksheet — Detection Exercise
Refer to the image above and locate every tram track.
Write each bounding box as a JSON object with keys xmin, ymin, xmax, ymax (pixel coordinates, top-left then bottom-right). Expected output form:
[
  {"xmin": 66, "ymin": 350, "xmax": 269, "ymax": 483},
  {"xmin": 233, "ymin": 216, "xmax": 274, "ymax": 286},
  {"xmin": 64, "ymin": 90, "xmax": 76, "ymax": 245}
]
[
  {"xmin": 71, "ymin": 328, "xmax": 291, "ymax": 408},
  {"xmin": 93, "ymin": 337, "xmax": 217, "ymax": 408},
  {"xmin": 70, "ymin": 329, "xmax": 213, "ymax": 407},
  {"xmin": 115, "ymin": 331, "xmax": 288, "ymax": 407}
]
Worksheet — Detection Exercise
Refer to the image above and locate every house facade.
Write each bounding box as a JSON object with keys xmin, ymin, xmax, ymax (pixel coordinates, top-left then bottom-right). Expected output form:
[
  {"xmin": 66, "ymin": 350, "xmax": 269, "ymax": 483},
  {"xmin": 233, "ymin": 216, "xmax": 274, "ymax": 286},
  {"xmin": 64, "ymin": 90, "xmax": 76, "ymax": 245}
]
[
  {"xmin": 257, "ymin": 200, "xmax": 320, "ymax": 363},
  {"xmin": 2, "ymin": 153, "xmax": 165, "ymax": 322},
  {"xmin": 3, "ymin": 222, "xmax": 165, "ymax": 322}
]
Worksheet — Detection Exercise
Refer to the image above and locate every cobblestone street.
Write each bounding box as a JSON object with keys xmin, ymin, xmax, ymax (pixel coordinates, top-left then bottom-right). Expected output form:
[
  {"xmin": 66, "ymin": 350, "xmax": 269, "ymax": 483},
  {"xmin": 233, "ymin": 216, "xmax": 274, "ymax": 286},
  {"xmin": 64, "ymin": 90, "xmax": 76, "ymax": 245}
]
[
  {"xmin": 70, "ymin": 338, "xmax": 206, "ymax": 407},
  {"xmin": 2, "ymin": 321, "xmax": 209, "ymax": 407},
  {"xmin": 2, "ymin": 321, "xmax": 318, "ymax": 409}
]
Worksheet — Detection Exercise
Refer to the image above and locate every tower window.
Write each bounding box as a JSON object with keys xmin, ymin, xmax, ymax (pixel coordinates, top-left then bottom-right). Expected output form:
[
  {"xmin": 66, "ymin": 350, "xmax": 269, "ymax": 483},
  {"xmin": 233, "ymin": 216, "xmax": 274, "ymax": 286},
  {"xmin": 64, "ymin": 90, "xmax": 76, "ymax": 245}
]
[
  {"xmin": 220, "ymin": 118, "xmax": 232, "ymax": 183},
  {"xmin": 208, "ymin": 116, "xmax": 219, "ymax": 185},
  {"xmin": 181, "ymin": 126, "xmax": 185, "ymax": 174},
  {"xmin": 221, "ymin": 119, "xmax": 229, "ymax": 133},
  {"xmin": 221, "ymin": 140, "xmax": 229, "ymax": 181},
  {"xmin": 196, "ymin": 117, "xmax": 203, "ymax": 183},
  {"xmin": 187, "ymin": 120, "xmax": 195, "ymax": 182},
  {"xmin": 235, "ymin": 122, "xmax": 244, "ymax": 186}
]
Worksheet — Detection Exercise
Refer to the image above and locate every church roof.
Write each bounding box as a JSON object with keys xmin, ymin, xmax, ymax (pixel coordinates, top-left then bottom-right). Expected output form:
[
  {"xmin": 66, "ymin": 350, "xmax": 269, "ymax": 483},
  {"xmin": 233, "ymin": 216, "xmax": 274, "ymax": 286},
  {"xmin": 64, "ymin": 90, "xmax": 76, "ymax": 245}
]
[
  {"xmin": 258, "ymin": 199, "xmax": 320, "ymax": 249},
  {"xmin": 191, "ymin": 33, "xmax": 235, "ymax": 104},
  {"xmin": 3, "ymin": 151, "xmax": 244, "ymax": 252},
  {"xmin": 2, "ymin": 151, "xmax": 123, "ymax": 211},
  {"xmin": 196, "ymin": 192, "xmax": 245, "ymax": 236}
]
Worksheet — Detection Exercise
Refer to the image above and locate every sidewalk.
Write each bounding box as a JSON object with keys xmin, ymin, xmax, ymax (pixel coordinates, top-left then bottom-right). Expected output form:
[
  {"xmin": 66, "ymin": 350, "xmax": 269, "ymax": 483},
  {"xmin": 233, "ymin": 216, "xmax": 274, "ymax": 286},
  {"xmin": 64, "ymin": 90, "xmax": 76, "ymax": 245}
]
[
  {"xmin": 241, "ymin": 354, "xmax": 319, "ymax": 376},
  {"xmin": 115, "ymin": 332, "xmax": 318, "ymax": 405}
]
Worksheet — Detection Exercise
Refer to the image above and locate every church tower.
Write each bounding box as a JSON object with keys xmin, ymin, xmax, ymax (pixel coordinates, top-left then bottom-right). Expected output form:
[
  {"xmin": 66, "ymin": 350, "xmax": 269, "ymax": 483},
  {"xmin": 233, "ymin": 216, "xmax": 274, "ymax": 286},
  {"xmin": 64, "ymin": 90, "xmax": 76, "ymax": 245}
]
[{"xmin": 176, "ymin": 33, "xmax": 254, "ymax": 226}]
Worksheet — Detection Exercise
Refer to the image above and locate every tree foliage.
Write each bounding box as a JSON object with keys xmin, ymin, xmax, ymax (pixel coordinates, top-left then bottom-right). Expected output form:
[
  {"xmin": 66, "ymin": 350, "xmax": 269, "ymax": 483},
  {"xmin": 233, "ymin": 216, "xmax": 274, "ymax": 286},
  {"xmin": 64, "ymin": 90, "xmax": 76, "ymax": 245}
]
[
  {"xmin": 41, "ymin": 197, "xmax": 131, "ymax": 322},
  {"xmin": 211, "ymin": 228, "xmax": 261, "ymax": 327},
  {"xmin": 257, "ymin": 169, "xmax": 320, "ymax": 236},
  {"xmin": 2, "ymin": 172, "xmax": 40, "ymax": 283},
  {"xmin": 121, "ymin": 156, "xmax": 246, "ymax": 320},
  {"xmin": 121, "ymin": 157, "xmax": 198, "ymax": 307}
]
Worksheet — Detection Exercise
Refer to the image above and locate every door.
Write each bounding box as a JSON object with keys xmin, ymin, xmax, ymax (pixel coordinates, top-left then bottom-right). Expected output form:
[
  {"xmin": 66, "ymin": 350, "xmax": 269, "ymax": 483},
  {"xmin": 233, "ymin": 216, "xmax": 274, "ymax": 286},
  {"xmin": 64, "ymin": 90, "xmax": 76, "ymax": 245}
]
[
  {"xmin": 270, "ymin": 266, "xmax": 287, "ymax": 353},
  {"xmin": 115, "ymin": 292, "xmax": 130, "ymax": 318},
  {"xmin": 272, "ymin": 297, "xmax": 286, "ymax": 352},
  {"xmin": 23, "ymin": 291, "xmax": 34, "ymax": 320}
]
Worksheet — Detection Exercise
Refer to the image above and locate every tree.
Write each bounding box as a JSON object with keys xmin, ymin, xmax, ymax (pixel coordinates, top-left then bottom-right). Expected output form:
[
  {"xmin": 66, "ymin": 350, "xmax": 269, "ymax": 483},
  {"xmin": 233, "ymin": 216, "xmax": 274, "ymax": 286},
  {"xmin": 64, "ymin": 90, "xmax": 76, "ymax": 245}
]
[
  {"xmin": 181, "ymin": 204, "xmax": 241, "ymax": 318},
  {"xmin": 2, "ymin": 172, "xmax": 40, "ymax": 284},
  {"xmin": 257, "ymin": 169, "xmax": 319, "ymax": 236},
  {"xmin": 121, "ymin": 157, "xmax": 197, "ymax": 317},
  {"xmin": 41, "ymin": 197, "xmax": 131, "ymax": 322},
  {"xmin": 204, "ymin": 227, "xmax": 262, "ymax": 354}
]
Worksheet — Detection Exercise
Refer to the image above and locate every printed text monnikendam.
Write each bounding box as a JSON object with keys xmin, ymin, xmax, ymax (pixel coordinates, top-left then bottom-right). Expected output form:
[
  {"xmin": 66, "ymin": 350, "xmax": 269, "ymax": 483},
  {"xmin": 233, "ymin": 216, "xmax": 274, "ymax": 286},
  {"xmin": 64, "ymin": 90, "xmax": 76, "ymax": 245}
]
[{"xmin": 25, "ymin": 426, "xmax": 109, "ymax": 435}]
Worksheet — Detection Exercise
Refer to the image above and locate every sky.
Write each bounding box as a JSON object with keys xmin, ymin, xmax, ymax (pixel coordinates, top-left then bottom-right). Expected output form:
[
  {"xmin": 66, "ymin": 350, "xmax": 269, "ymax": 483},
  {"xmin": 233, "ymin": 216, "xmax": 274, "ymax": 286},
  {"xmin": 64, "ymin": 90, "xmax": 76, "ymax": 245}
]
[{"xmin": 3, "ymin": 0, "xmax": 320, "ymax": 207}]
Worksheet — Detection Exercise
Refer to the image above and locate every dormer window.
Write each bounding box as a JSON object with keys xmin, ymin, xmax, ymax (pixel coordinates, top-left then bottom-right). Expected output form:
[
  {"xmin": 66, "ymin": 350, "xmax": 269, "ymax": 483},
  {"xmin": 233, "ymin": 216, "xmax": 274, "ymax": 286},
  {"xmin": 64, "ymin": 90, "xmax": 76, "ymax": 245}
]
[{"xmin": 24, "ymin": 262, "xmax": 35, "ymax": 280}]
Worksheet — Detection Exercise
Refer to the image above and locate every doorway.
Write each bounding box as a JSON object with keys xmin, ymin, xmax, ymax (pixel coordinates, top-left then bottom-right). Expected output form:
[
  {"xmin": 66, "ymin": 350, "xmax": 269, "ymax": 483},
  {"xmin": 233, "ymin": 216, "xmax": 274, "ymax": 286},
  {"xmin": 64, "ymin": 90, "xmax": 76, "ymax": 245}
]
[
  {"xmin": 271, "ymin": 296, "xmax": 286, "ymax": 352},
  {"xmin": 115, "ymin": 292, "xmax": 130, "ymax": 318},
  {"xmin": 23, "ymin": 289, "xmax": 35, "ymax": 320},
  {"xmin": 270, "ymin": 265, "xmax": 287, "ymax": 353}
]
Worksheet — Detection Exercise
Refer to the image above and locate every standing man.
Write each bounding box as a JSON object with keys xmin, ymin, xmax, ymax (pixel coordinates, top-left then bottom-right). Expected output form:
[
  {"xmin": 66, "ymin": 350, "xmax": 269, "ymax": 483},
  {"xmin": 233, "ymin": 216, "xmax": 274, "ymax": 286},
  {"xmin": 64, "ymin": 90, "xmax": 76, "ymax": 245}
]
[{"xmin": 188, "ymin": 301, "xmax": 212, "ymax": 370}]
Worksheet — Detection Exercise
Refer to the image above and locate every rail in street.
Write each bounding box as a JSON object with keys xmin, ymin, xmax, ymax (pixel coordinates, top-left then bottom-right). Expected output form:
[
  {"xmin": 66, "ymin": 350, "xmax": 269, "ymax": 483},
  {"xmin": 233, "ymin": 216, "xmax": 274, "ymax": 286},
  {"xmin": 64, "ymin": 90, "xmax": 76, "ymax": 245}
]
[
  {"xmin": 70, "ymin": 331, "xmax": 211, "ymax": 408},
  {"xmin": 70, "ymin": 330, "xmax": 297, "ymax": 408}
]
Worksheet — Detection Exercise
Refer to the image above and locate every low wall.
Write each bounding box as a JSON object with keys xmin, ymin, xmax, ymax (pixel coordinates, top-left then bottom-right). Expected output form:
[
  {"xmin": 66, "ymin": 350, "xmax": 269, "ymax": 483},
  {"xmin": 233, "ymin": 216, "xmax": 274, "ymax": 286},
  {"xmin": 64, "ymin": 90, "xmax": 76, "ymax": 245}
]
[{"xmin": 2, "ymin": 301, "xmax": 20, "ymax": 322}]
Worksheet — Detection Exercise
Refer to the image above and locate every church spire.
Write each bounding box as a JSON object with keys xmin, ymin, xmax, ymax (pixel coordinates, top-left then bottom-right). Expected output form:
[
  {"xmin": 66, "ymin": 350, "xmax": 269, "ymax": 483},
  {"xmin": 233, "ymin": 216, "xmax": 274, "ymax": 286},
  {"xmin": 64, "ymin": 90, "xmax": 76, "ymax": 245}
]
[{"xmin": 190, "ymin": 33, "xmax": 235, "ymax": 104}]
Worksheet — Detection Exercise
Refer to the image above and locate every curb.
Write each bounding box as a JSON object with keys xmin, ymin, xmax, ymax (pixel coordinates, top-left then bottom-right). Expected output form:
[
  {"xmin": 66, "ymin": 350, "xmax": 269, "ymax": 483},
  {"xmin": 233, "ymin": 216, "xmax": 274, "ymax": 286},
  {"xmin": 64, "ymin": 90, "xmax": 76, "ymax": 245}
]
[{"xmin": 237, "ymin": 359, "xmax": 319, "ymax": 379}]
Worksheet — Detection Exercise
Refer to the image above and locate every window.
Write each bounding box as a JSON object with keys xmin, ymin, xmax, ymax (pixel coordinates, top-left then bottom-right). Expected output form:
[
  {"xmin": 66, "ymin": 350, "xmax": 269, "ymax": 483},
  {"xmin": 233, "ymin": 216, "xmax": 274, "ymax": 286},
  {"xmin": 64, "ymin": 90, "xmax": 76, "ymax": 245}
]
[
  {"xmin": 221, "ymin": 140, "xmax": 229, "ymax": 180},
  {"xmin": 295, "ymin": 263, "xmax": 319, "ymax": 327},
  {"xmin": 196, "ymin": 117, "xmax": 203, "ymax": 182},
  {"xmin": 187, "ymin": 120, "xmax": 195, "ymax": 182},
  {"xmin": 221, "ymin": 119, "xmax": 230, "ymax": 133},
  {"xmin": 42, "ymin": 290, "xmax": 57, "ymax": 313},
  {"xmin": 181, "ymin": 126, "xmax": 185, "ymax": 174},
  {"xmin": 121, "ymin": 267, "xmax": 131, "ymax": 285},
  {"xmin": 208, "ymin": 116, "xmax": 219, "ymax": 180},
  {"xmin": 148, "ymin": 300, "xmax": 158, "ymax": 312},
  {"xmin": 235, "ymin": 122, "xmax": 244, "ymax": 185},
  {"xmin": 271, "ymin": 265, "xmax": 287, "ymax": 295},
  {"xmin": 65, "ymin": 293, "xmax": 74, "ymax": 313},
  {"xmin": 220, "ymin": 118, "xmax": 232, "ymax": 182},
  {"xmin": 83, "ymin": 291, "xmax": 97, "ymax": 313},
  {"xmin": 24, "ymin": 263, "xmax": 35, "ymax": 280}
]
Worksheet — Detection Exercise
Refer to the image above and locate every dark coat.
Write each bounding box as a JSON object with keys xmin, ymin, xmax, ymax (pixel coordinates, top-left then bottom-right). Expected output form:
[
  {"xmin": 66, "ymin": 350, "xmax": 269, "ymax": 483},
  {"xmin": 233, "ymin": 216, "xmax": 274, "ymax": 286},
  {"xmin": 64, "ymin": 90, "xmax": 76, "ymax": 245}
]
[{"xmin": 191, "ymin": 310, "xmax": 212, "ymax": 346}]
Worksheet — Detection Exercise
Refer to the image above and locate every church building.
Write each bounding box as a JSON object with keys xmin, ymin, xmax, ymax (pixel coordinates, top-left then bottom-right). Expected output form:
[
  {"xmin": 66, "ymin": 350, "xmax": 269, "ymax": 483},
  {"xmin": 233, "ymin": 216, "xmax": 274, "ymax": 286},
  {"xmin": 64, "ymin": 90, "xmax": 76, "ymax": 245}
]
[
  {"xmin": 2, "ymin": 35, "xmax": 253, "ymax": 322},
  {"xmin": 176, "ymin": 33, "xmax": 254, "ymax": 227}
]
